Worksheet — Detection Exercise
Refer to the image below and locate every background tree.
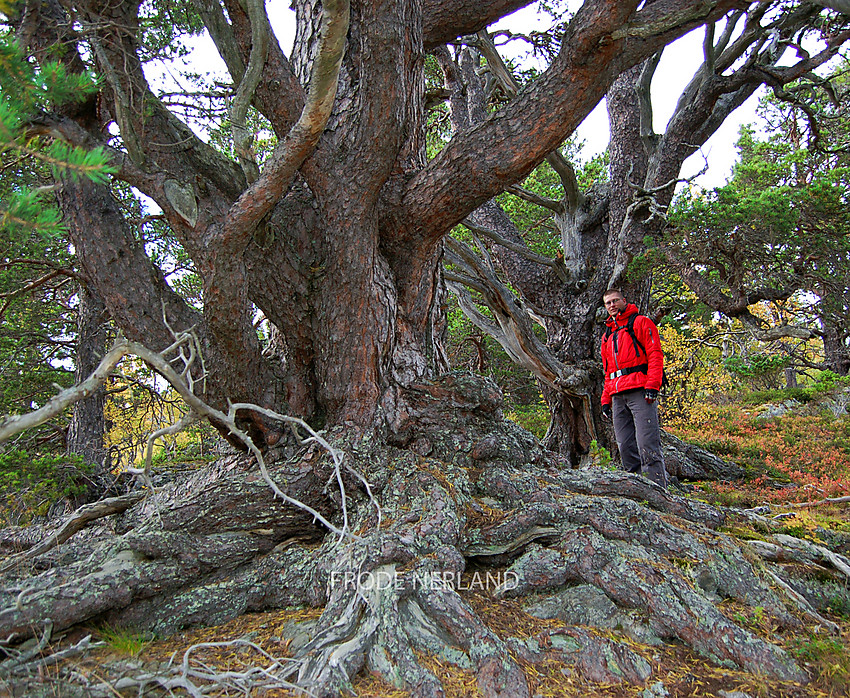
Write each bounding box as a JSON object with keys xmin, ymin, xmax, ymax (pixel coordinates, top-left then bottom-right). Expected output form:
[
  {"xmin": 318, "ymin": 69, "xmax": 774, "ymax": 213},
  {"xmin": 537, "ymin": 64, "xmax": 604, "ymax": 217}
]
[
  {"xmin": 1, "ymin": 28, "xmax": 115, "ymax": 486},
  {"xmin": 667, "ymin": 58, "xmax": 850, "ymax": 377}
]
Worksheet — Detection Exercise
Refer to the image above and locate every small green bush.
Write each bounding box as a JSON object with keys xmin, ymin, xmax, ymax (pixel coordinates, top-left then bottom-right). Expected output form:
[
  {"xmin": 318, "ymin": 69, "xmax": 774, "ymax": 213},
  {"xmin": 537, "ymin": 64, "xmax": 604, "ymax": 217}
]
[
  {"xmin": 742, "ymin": 387, "xmax": 814, "ymax": 405},
  {"xmin": 505, "ymin": 403, "xmax": 550, "ymax": 440},
  {"xmin": 0, "ymin": 450, "xmax": 94, "ymax": 524},
  {"xmin": 810, "ymin": 370, "xmax": 850, "ymax": 393},
  {"xmin": 827, "ymin": 594, "xmax": 850, "ymax": 619},
  {"xmin": 790, "ymin": 634, "xmax": 846, "ymax": 663},
  {"xmin": 588, "ymin": 440, "xmax": 613, "ymax": 469},
  {"xmin": 724, "ymin": 353, "xmax": 787, "ymax": 390},
  {"xmin": 96, "ymin": 624, "xmax": 153, "ymax": 656}
]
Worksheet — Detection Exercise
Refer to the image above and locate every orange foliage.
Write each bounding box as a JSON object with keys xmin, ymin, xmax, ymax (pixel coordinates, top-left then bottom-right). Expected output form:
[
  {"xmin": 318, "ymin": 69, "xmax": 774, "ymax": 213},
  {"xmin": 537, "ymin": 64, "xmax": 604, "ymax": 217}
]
[{"xmin": 671, "ymin": 406, "xmax": 850, "ymax": 506}]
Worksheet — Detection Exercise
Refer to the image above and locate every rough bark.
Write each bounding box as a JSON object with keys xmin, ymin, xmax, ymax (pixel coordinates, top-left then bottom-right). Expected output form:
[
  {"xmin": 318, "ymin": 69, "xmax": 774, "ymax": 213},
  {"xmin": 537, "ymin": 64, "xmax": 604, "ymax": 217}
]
[{"xmin": 823, "ymin": 323, "xmax": 850, "ymax": 376}]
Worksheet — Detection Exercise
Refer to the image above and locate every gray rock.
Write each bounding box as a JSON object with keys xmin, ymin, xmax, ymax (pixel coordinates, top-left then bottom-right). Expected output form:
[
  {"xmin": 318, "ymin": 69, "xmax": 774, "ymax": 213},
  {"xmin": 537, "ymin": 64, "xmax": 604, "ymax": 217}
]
[
  {"xmin": 754, "ymin": 400, "xmax": 801, "ymax": 420},
  {"xmin": 692, "ymin": 564, "xmax": 721, "ymax": 602},
  {"xmin": 823, "ymin": 388, "xmax": 850, "ymax": 417}
]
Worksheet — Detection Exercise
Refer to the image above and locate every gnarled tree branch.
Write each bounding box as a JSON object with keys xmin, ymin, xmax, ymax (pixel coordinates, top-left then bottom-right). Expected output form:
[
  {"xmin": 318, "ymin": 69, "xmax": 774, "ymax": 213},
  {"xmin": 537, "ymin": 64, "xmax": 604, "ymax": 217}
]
[{"xmin": 229, "ymin": 0, "xmax": 270, "ymax": 183}]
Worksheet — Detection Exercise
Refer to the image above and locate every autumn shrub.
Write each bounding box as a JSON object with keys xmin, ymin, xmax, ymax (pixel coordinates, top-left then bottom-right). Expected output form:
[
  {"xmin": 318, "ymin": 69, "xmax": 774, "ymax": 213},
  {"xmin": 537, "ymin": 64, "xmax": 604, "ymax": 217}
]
[
  {"xmin": 0, "ymin": 449, "xmax": 94, "ymax": 525},
  {"xmin": 777, "ymin": 511, "xmax": 822, "ymax": 541},
  {"xmin": 657, "ymin": 323, "xmax": 735, "ymax": 429},
  {"xmin": 827, "ymin": 592, "xmax": 850, "ymax": 619},
  {"xmin": 670, "ymin": 406, "xmax": 850, "ymax": 506},
  {"xmin": 105, "ymin": 359, "xmax": 221, "ymax": 468}
]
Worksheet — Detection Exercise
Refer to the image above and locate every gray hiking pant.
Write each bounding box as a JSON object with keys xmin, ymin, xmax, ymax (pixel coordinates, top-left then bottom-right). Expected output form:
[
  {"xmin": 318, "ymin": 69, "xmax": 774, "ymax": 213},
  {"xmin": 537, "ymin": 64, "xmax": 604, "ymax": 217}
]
[{"xmin": 612, "ymin": 388, "xmax": 667, "ymax": 488}]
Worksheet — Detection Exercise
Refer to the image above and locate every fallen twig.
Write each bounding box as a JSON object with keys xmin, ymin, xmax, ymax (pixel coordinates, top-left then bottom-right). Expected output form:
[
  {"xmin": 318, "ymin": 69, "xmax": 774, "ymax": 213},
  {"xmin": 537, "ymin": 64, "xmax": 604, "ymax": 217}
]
[
  {"xmin": 8, "ymin": 634, "xmax": 103, "ymax": 676},
  {"xmin": 0, "ymin": 492, "xmax": 145, "ymax": 574}
]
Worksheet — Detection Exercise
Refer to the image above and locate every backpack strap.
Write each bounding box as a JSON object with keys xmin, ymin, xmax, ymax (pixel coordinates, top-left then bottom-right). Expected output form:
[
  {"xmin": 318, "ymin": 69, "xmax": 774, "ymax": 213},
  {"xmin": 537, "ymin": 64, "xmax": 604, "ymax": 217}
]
[
  {"xmin": 625, "ymin": 314, "xmax": 647, "ymax": 359},
  {"xmin": 605, "ymin": 314, "xmax": 667, "ymax": 389},
  {"xmin": 604, "ymin": 314, "xmax": 647, "ymax": 358}
]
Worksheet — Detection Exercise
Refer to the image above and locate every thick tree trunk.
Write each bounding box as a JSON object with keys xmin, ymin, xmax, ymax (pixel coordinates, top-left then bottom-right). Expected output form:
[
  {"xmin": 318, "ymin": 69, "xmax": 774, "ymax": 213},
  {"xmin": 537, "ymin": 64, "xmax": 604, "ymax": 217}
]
[{"xmin": 823, "ymin": 324, "xmax": 850, "ymax": 376}]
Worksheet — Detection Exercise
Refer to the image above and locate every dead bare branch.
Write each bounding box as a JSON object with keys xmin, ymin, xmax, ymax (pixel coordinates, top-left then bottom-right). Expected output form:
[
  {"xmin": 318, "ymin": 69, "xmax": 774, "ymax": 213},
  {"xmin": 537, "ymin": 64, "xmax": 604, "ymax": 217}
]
[
  {"xmin": 0, "ymin": 340, "xmax": 130, "ymax": 443},
  {"xmin": 609, "ymin": 165, "xmax": 707, "ymax": 289},
  {"xmin": 0, "ymin": 329, "xmax": 377, "ymax": 549},
  {"xmin": 78, "ymin": 639, "xmax": 307, "ymax": 697},
  {"xmin": 506, "ymin": 184, "xmax": 565, "ymax": 215},
  {"xmin": 763, "ymin": 568, "xmax": 840, "ymax": 634},
  {"xmin": 445, "ymin": 237, "xmax": 580, "ymax": 394},
  {"xmin": 459, "ymin": 219, "xmax": 566, "ymax": 280},
  {"xmin": 0, "ymin": 492, "xmax": 145, "ymax": 574},
  {"xmin": 785, "ymin": 495, "xmax": 850, "ymax": 508}
]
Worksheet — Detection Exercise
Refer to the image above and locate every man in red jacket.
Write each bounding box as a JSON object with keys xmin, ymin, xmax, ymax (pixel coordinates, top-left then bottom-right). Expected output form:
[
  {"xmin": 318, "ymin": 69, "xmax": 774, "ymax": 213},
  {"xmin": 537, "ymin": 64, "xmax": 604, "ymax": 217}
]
[{"xmin": 600, "ymin": 289, "xmax": 667, "ymax": 487}]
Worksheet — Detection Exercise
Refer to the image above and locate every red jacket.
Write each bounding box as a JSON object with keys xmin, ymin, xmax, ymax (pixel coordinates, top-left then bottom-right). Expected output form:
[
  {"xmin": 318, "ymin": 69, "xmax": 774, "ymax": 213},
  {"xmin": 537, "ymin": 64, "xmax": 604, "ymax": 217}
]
[{"xmin": 601, "ymin": 303, "xmax": 664, "ymax": 406}]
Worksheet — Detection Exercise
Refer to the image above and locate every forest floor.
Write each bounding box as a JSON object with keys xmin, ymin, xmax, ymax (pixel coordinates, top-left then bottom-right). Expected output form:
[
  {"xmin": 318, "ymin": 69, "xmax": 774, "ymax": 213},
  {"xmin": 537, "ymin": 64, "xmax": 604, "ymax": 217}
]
[
  {"xmin": 670, "ymin": 395, "xmax": 850, "ymax": 510},
  {"xmin": 3, "ymin": 394, "xmax": 850, "ymax": 697},
  {"xmin": 41, "ymin": 579, "xmax": 850, "ymax": 697}
]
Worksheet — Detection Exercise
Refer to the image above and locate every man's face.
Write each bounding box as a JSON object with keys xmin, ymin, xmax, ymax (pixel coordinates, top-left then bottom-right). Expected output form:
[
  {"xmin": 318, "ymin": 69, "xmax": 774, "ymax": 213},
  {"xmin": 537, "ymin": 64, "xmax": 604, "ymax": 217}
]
[{"xmin": 603, "ymin": 293, "xmax": 627, "ymax": 318}]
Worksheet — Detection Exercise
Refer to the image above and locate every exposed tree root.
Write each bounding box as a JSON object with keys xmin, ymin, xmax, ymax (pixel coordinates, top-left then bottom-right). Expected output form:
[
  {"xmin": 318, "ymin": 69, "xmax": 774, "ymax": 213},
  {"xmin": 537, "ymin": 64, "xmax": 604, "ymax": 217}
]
[
  {"xmin": 2, "ymin": 376, "xmax": 849, "ymax": 693},
  {"xmin": 0, "ymin": 493, "xmax": 145, "ymax": 574},
  {"xmin": 507, "ymin": 627, "xmax": 653, "ymax": 684},
  {"xmin": 661, "ymin": 429, "xmax": 745, "ymax": 481},
  {"xmin": 748, "ymin": 535, "xmax": 850, "ymax": 581}
]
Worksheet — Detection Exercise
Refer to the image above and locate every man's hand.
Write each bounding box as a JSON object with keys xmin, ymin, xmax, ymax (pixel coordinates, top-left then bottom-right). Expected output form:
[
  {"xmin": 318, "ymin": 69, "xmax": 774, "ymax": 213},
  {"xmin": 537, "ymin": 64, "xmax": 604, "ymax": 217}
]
[
  {"xmin": 602, "ymin": 404, "xmax": 613, "ymax": 421},
  {"xmin": 644, "ymin": 388, "xmax": 659, "ymax": 404}
]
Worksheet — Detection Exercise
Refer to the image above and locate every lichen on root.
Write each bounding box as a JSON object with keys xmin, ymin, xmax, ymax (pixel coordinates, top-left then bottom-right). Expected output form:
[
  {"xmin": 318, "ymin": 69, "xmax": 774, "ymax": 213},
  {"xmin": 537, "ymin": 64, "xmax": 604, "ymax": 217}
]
[{"xmin": 1, "ymin": 374, "xmax": 845, "ymax": 695}]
